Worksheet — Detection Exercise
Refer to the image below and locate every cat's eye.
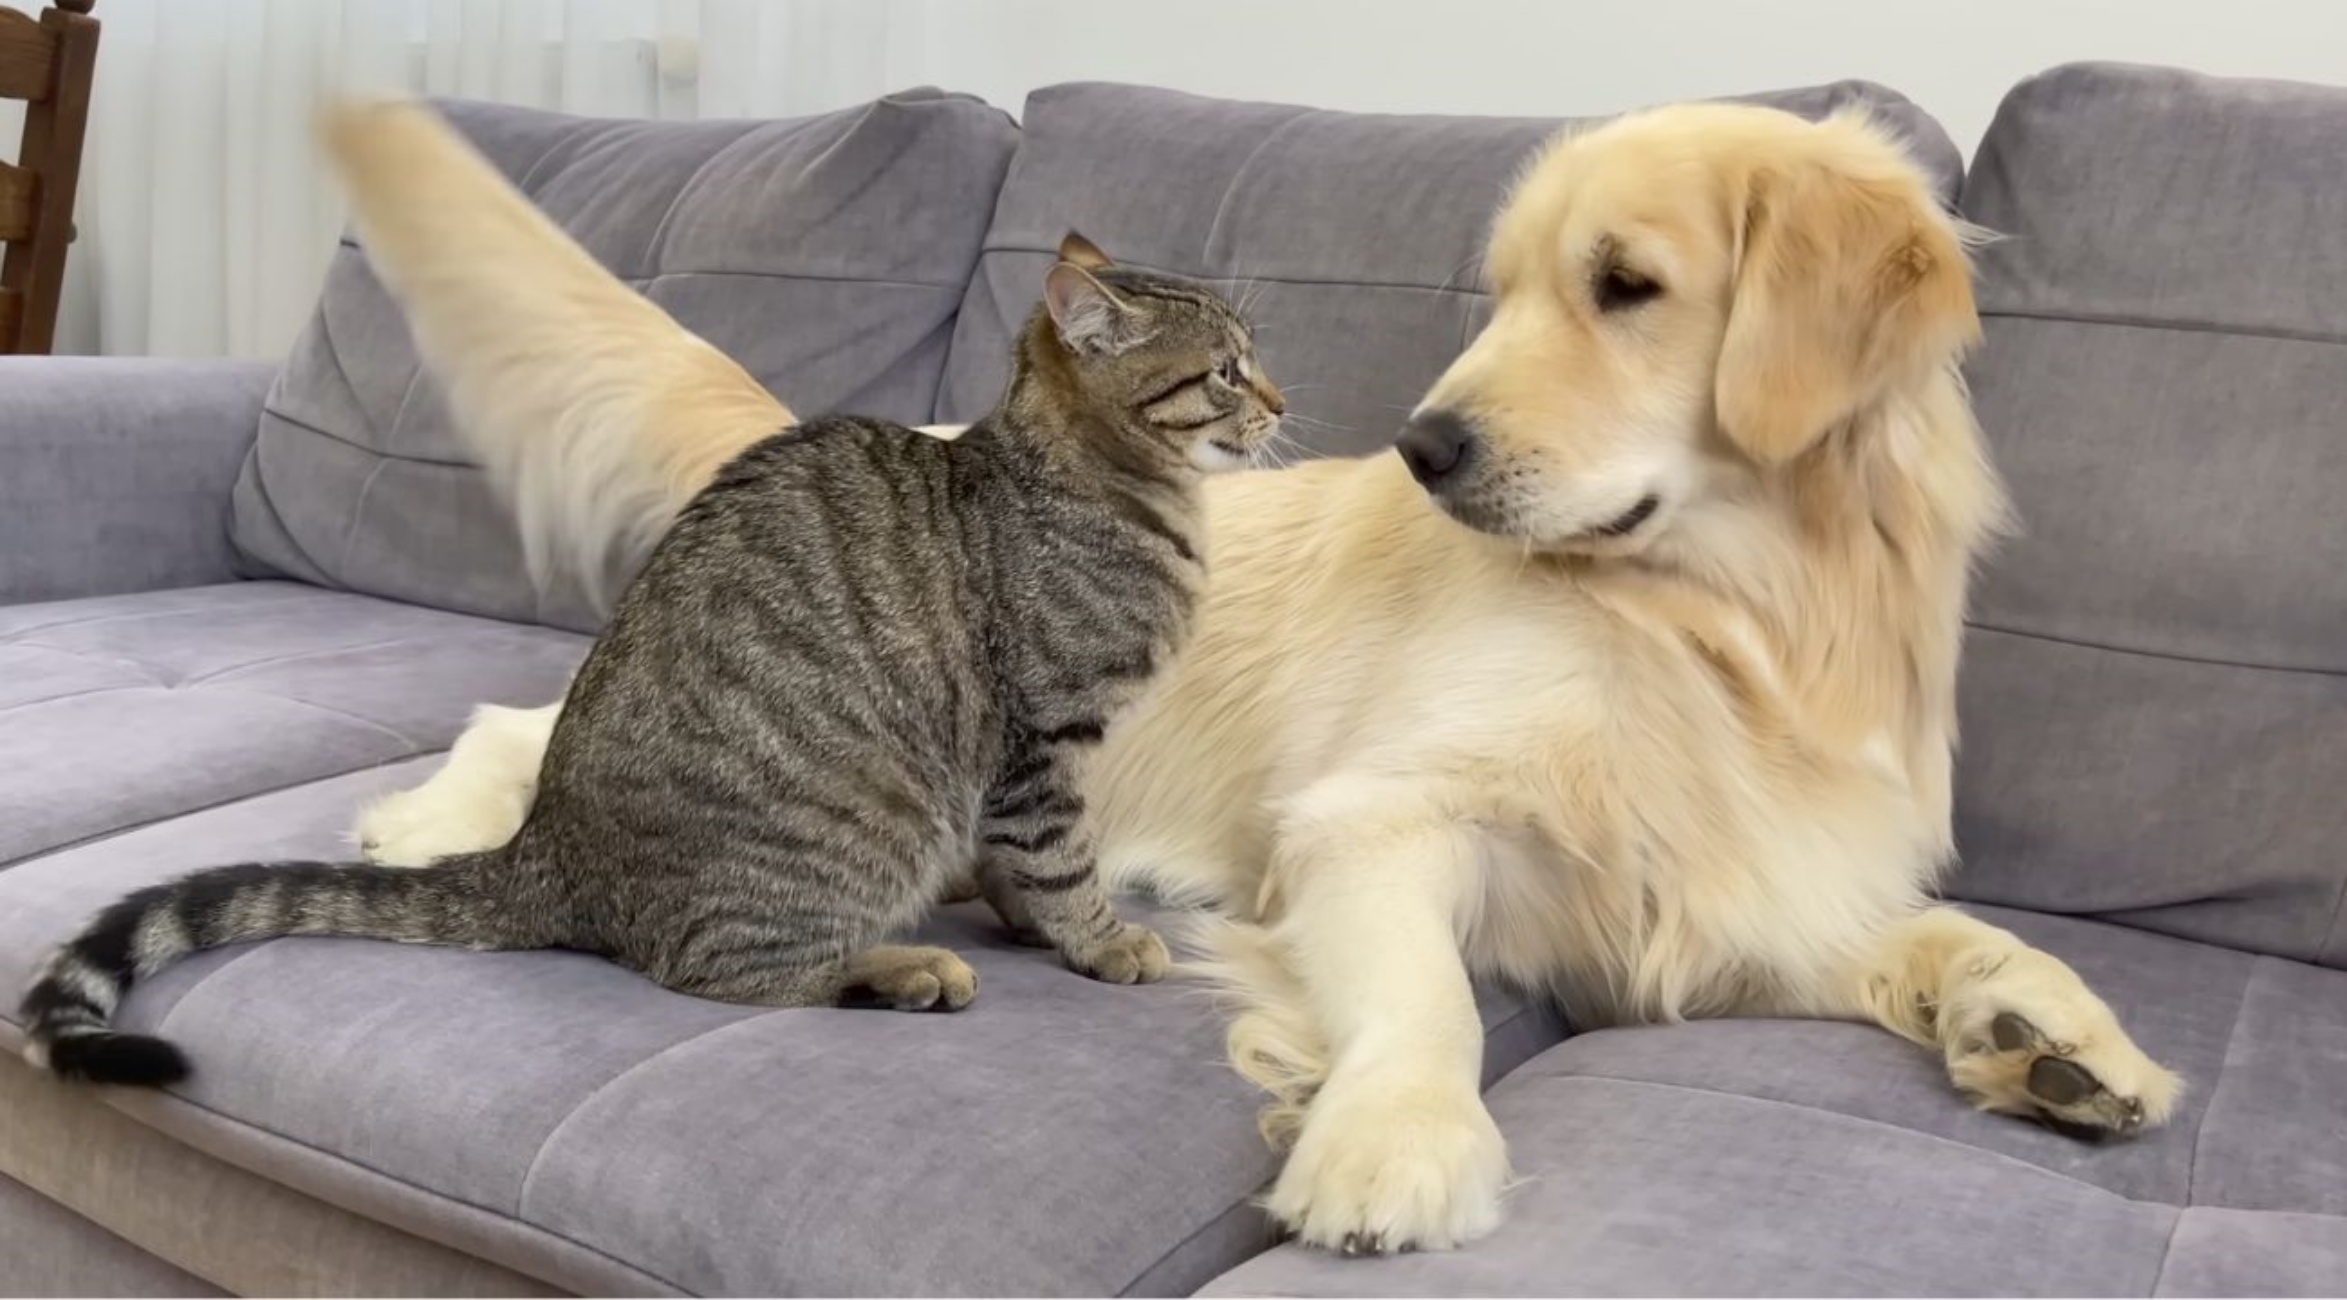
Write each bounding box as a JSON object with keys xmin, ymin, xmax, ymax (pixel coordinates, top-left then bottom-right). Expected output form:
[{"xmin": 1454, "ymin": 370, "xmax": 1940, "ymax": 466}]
[
  {"xmin": 1595, "ymin": 263, "xmax": 1663, "ymax": 313},
  {"xmin": 1217, "ymin": 356, "xmax": 1246, "ymax": 386}
]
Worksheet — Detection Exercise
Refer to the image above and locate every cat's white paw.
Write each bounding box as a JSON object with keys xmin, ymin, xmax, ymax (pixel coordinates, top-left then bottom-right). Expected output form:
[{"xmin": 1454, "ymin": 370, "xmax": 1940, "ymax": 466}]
[{"xmin": 1265, "ymin": 1069, "xmax": 1509, "ymax": 1255}]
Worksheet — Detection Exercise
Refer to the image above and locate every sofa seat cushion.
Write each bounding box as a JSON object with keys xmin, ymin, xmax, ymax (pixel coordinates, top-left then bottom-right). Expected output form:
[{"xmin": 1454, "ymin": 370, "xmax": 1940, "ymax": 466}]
[
  {"xmin": 233, "ymin": 92, "xmax": 1021, "ymax": 633},
  {"xmin": 0, "ymin": 763, "xmax": 1565, "ymax": 1296},
  {"xmin": 0, "ymin": 581, "xmax": 584, "ymax": 867},
  {"xmin": 1202, "ymin": 908, "xmax": 2347, "ymax": 1296}
]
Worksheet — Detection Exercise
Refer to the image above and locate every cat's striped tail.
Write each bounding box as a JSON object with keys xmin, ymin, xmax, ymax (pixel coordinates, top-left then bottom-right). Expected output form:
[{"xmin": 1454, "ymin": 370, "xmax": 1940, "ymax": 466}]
[
  {"xmin": 318, "ymin": 98, "xmax": 790, "ymax": 613},
  {"xmin": 19, "ymin": 855, "xmax": 512, "ymax": 1087}
]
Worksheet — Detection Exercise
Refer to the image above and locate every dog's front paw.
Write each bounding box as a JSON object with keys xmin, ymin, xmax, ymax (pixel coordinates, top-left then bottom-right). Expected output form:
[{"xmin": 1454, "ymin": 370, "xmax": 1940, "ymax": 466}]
[
  {"xmin": 1266, "ymin": 1072, "xmax": 1508, "ymax": 1255},
  {"xmin": 1941, "ymin": 947, "xmax": 2181, "ymax": 1140}
]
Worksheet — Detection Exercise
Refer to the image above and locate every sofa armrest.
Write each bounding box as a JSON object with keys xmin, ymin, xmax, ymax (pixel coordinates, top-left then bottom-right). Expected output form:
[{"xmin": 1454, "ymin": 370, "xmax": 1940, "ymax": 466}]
[{"xmin": 0, "ymin": 357, "xmax": 278, "ymax": 605}]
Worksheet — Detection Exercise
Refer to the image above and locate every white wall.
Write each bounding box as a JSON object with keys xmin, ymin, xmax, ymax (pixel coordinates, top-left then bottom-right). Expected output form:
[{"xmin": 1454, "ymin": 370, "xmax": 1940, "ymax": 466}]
[{"xmin": 891, "ymin": 0, "xmax": 2347, "ymax": 160}]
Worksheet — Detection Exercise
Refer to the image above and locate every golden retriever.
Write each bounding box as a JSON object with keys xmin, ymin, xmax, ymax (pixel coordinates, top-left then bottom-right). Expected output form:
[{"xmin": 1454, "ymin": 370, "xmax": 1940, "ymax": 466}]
[{"xmin": 332, "ymin": 98, "xmax": 2180, "ymax": 1255}]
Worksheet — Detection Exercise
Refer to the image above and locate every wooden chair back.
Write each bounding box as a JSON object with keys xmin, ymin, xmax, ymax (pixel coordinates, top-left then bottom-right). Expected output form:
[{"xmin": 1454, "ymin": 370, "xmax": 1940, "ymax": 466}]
[{"xmin": 1, "ymin": 0, "xmax": 98, "ymax": 355}]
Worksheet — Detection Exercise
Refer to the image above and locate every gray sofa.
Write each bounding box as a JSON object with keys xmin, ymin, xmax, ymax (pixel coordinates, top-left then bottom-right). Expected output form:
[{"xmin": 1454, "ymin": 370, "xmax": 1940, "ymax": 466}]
[{"xmin": 3, "ymin": 61, "xmax": 2343, "ymax": 1297}]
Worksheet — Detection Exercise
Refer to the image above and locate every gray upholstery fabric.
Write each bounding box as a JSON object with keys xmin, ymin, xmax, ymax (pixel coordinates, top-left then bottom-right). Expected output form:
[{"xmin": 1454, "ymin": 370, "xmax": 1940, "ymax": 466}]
[
  {"xmin": 231, "ymin": 92, "xmax": 1020, "ymax": 633},
  {"xmin": 0, "ymin": 1049, "xmax": 568, "ymax": 1300},
  {"xmin": 1202, "ymin": 908, "xmax": 2347, "ymax": 1297},
  {"xmin": 0, "ymin": 761, "xmax": 1563, "ymax": 1296},
  {"xmin": 0, "ymin": 359, "xmax": 276, "ymax": 606},
  {"xmin": 1, "ymin": 1057, "xmax": 557, "ymax": 1298},
  {"xmin": 0, "ymin": 1173, "xmax": 226, "ymax": 1298},
  {"xmin": 0, "ymin": 582, "xmax": 584, "ymax": 868},
  {"xmin": 2157, "ymin": 1210, "xmax": 2347, "ymax": 1298},
  {"xmin": 933, "ymin": 80, "xmax": 1961, "ymax": 446},
  {"xmin": 1951, "ymin": 63, "xmax": 2347, "ymax": 967}
]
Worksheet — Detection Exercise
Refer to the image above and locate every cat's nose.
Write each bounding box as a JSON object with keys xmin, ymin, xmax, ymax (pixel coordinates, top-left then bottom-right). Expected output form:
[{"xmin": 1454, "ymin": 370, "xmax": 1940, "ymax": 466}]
[
  {"xmin": 1258, "ymin": 381, "xmax": 1287, "ymax": 416},
  {"xmin": 1396, "ymin": 409, "xmax": 1479, "ymax": 488}
]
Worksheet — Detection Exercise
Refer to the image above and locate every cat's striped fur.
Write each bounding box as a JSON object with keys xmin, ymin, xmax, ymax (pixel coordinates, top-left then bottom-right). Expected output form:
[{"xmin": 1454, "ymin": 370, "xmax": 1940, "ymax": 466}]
[{"xmin": 22, "ymin": 234, "xmax": 1285, "ymax": 1086}]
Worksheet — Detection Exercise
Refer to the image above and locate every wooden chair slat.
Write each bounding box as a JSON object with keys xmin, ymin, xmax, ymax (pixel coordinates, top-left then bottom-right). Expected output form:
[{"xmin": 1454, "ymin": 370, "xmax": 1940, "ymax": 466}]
[
  {"xmin": 0, "ymin": 8, "xmax": 56, "ymax": 103},
  {"xmin": 0, "ymin": 162, "xmax": 35, "ymax": 242}
]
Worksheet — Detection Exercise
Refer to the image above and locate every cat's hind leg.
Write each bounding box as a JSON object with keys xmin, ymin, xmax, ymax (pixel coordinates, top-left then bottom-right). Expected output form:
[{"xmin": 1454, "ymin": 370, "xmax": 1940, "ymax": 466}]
[{"xmin": 678, "ymin": 945, "xmax": 979, "ymax": 1012}]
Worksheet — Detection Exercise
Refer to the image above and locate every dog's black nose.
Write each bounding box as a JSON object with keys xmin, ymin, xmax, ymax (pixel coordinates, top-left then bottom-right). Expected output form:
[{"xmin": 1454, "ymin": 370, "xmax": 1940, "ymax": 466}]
[{"xmin": 1396, "ymin": 409, "xmax": 1478, "ymax": 487}]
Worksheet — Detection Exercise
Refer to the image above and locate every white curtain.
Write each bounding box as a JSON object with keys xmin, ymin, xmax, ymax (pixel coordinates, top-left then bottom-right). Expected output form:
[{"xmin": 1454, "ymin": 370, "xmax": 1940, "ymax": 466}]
[{"xmin": 5, "ymin": 0, "xmax": 928, "ymax": 359}]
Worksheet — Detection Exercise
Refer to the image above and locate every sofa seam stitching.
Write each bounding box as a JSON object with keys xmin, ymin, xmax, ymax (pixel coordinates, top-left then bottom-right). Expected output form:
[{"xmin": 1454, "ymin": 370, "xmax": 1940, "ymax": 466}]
[
  {"xmin": 2182, "ymin": 961, "xmax": 2260, "ymax": 1209},
  {"xmin": 0, "ymin": 591, "xmax": 315, "ymax": 641},
  {"xmin": 1, "ymin": 640, "xmax": 172, "ymax": 685},
  {"xmin": 379, "ymin": 371, "xmax": 430, "ymax": 478},
  {"xmin": 638, "ymin": 128, "xmax": 745, "ymax": 282},
  {"xmin": 176, "ymin": 634, "xmax": 450, "ymax": 687},
  {"xmin": 646, "ymin": 267, "xmax": 963, "ymax": 292},
  {"xmin": 334, "ymin": 239, "xmax": 966, "ymax": 293},
  {"xmin": 1117, "ymin": 1194, "xmax": 1269, "ymax": 1299},
  {"xmin": 80, "ymin": 1083, "xmax": 686, "ymax": 1296},
  {"xmin": 1515, "ymin": 1072, "xmax": 2156, "ymax": 1204},
  {"xmin": 2148, "ymin": 962, "xmax": 2261, "ymax": 1293},
  {"xmin": 1967, "ymin": 619, "xmax": 2347, "ymax": 680},
  {"xmin": 337, "ymin": 457, "xmax": 397, "ymax": 578},
  {"xmin": 314, "ymin": 287, "xmax": 383, "ymax": 450},
  {"xmin": 0, "ymin": 681, "xmax": 158, "ymax": 715},
  {"xmin": 261, "ymin": 404, "xmax": 476, "ymax": 469},
  {"xmin": 1981, "ymin": 305, "xmax": 2347, "ymax": 349},
  {"xmin": 978, "ymin": 245, "xmax": 1493, "ymax": 298},
  {"xmin": 2314, "ymin": 869, "xmax": 2347, "ymax": 968},
  {"xmin": 2147, "ymin": 1206, "xmax": 2189, "ymax": 1297},
  {"xmin": 512, "ymin": 1010, "xmax": 786, "ymax": 1218},
  {"xmin": 190, "ymin": 686, "xmax": 421, "ymax": 751},
  {"xmin": 0, "ymin": 750, "xmax": 449, "ymax": 872}
]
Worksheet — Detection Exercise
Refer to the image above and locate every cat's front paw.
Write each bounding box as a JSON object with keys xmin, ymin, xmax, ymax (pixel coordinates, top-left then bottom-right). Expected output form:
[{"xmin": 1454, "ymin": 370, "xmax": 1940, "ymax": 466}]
[{"xmin": 1064, "ymin": 924, "xmax": 1170, "ymax": 985}]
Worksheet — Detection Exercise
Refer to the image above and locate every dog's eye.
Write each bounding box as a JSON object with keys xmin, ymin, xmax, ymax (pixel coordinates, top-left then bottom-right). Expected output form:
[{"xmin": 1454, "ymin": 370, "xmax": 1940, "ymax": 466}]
[{"xmin": 1596, "ymin": 264, "xmax": 1663, "ymax": 313}]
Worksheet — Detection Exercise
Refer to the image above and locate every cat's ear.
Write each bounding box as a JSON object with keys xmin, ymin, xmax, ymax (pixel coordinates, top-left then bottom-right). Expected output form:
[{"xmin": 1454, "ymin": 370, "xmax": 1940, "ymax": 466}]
[
  {"xmin": 1057, "ymin": 230, "xmax": 1114, "ymax": 271},
  {"xmin": 1044, "ymin": 262, "xmax": 1143, "ymax": 356}
]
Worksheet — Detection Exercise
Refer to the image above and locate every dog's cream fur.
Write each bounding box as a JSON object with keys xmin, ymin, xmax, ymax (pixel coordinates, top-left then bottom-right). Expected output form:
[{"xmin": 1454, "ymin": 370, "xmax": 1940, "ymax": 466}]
[{"xmin": 333, "ymin": 99, "xmax": 2180, "ymax": 1254}]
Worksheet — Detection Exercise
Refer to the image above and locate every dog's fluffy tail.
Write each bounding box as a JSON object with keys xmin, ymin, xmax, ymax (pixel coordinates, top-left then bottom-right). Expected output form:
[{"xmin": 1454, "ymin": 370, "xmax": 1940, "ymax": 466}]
[
  {"xmin": 319, "ymin": 99, "xmax": 789, "ymax": 611},
  {"xmin": 1185, "ymin": 914, "xmax": 1330, "ymax": 1150}
]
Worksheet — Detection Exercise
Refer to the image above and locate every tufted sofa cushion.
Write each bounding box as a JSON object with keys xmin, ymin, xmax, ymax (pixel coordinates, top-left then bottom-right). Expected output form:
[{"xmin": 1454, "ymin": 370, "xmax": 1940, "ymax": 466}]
[
  {"xmin": 1949, "ymin": 63, "xmax": 2347, "ymax": 967},
  {"xmin": 0, "ymin": 583, "xmax": 584, "ymax": 868},
  {"xmin": 229, "ymin": 91, "xmax": 1020, "ymax": 634}
]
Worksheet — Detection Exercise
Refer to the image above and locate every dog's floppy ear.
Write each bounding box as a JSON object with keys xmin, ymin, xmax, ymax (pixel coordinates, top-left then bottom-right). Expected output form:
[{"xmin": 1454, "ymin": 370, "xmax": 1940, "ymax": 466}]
[{"xmin": 1716, "ymin": 138, "xmax": 1978, "ymax": 464}]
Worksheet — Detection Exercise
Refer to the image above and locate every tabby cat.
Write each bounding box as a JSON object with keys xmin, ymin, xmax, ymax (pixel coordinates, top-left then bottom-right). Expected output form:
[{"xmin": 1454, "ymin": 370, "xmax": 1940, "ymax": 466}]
[{"xmin": 23, "ymin": 233, "xmax": 1285, "ymax": 1086}]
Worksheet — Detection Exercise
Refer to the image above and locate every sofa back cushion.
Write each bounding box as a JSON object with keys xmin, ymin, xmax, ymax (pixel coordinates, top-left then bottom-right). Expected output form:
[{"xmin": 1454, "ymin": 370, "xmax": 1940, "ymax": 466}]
[
  {"xmin": 1950, "ymin": 63, "xmax": 2347, "ymax": 967},
  {"xmin": 230, "ymin": 91, "xmax": 1018, "ymax": 632},
  {"xmin": 933, "ymin": 80, "xmax": 1962, "ymax": 450}
]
